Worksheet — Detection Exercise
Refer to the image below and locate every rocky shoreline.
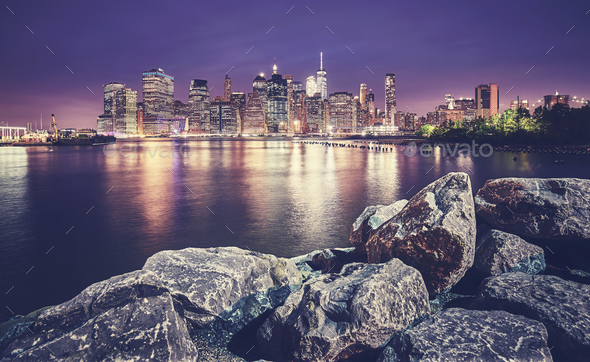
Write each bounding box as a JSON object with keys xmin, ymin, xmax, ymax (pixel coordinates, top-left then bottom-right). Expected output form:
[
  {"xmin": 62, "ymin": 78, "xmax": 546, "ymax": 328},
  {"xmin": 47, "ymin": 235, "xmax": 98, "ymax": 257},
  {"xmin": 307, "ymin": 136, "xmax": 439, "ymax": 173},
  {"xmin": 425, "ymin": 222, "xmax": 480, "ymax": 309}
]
[{"xmin": 1, "ymin": 172, "xmax": 589, "ymax": 361}]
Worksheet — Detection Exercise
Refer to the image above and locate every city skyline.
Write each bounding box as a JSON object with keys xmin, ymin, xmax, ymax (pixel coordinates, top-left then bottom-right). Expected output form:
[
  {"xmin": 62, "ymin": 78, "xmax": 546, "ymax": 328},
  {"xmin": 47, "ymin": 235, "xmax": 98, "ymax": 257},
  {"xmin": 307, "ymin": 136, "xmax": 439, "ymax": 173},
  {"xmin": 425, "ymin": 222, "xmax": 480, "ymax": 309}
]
[{"xmin": 1, "ymin": 0, "xmax": 590, "ymax": 129}]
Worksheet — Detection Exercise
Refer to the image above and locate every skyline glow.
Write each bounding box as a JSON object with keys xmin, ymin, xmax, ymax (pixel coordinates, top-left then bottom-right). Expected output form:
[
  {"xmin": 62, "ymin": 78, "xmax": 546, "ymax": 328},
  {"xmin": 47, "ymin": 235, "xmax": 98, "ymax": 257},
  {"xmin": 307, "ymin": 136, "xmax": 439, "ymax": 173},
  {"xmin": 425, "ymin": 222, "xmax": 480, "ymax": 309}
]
[{"xmin": 1, "ymin": 0, "xmax": 589, "ymax": 129}]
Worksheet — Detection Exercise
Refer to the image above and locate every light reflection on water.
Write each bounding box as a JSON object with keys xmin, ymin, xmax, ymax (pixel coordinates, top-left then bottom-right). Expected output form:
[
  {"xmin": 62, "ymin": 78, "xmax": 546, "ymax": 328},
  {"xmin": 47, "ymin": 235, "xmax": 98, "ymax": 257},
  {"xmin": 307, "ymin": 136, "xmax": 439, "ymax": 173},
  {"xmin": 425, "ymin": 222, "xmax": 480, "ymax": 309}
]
[{"xmin": 1, "ymin": 138, "xmax": 589, "ymax": 315}]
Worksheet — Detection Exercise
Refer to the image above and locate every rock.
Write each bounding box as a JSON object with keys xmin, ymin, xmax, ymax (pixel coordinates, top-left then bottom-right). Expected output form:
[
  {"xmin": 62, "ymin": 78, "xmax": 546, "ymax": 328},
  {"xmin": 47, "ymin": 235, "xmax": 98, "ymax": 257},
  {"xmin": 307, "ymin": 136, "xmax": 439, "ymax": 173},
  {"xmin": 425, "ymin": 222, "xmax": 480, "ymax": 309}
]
[
  {"xmin": 1, "ymin": 270, "xmax": 198, "ymax": 361},
  {"xmin": 473, "ymin": 272, "xmax": 590, "ymax": 361},
  {"xmin": 257, "ymin": 258, "xmax": 430, "ymax": 362},
  {"xmin": 143, "ymin": 247, "xmax": 301, "ymax": 334},
  {"xmin": 291, "ymin": 248, "xmax": 365, "ymax": 277},
  {"xmin": 364, "ymin": 172, "xmax": 477, "ymax": 294},
  {"xmin": 475, "ymin": 227, "xmax": 545, "ymax": 276},
  {"xmin": 349, "ymin": 201, "xmax": 407, "ymax": 253},
  {"xmin": 475, "ymin": 177, "xmax": 590, "ymax": 239},
  {"xmin": 379, "ymin": 308, "xmax": 552, "ymax": 362}
]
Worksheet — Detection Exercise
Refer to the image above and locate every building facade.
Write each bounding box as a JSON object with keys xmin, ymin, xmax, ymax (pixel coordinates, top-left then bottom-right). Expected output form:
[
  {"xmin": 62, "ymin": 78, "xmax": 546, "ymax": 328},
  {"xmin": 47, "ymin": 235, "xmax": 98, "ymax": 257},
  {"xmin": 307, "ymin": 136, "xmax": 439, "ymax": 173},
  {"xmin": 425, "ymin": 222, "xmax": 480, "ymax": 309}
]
[
  {"xmin": 385, "ymin": 73, "xmax": 396, "ymax": 125},
  {"xmin": 142, "ymin": 68, "xmax": 174, "ymax": 119},
  {"xmin": 543, "ymin": 93, "xmax": 569, "ymax": 109},
  {"xmin": 316, "ymin": 52, "xmax": 328, "ymax": 100},
  {"xmin": 242, "ymin": 92, "xmax": 266, "ymax": 134},
  {"xmin": 475, "ymin": 83, "xmax": 499, "ymax": 118},
  {"xmin": 305, "ymin": 95, "xmax": 325, "ymax": 133},
  {"xmin": 267, "ymin": 65, "xmax": 288, "ymax": 133},
  {"xmin": 188, "ymin": 79, "xmax": 210, "ymax": 133},
  {"xmin": 115, "ymin": 88, "xmax": 138, "ymax": 134},
  {"xmin": 328, "ymin": 92, "xmax": 354, "ymax": 132}
]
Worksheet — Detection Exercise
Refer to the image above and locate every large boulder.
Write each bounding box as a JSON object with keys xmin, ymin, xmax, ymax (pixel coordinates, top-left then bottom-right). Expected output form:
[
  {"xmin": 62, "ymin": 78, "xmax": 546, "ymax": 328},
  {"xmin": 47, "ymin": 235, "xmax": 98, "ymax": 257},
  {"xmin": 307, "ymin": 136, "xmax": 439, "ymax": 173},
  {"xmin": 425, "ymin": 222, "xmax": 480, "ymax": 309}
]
[
  {"xmin": 1, "ymin": 271, "xmax": 198, "ymax": 361},
  {"xmin": 257, "ymin": 258, "xmax": 430, "ymax": 362},
  {"xmin": 364, "ymin": 172, "xmax": 477, "ymax": 294},
  {"xmin": 142, "ymin": 247, "xmax": 301, "ymax": 334},
  {"xmin": 475, "ymin": 177, "xmax": 590, "ymax": 239},
  {"xmin": 350, "ymin": 201, "xmax": 408, "ymax": 253},
  {"xmin": 473, "ymin": 272, "xmax": 590, "ymax": 361},
  {"xmin": 379, "ymin": 308, "xmax": 552, "ymax": 362},
  {"xmin": 475, "ymin": 226, "xmax": 545, "ymax": 276}
]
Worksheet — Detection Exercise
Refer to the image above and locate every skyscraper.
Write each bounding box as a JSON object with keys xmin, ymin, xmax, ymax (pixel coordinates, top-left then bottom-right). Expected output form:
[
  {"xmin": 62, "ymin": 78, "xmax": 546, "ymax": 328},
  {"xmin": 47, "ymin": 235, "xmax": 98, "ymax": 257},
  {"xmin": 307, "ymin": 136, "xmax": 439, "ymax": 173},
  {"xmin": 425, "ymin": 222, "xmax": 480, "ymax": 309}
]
[
  {"xmin": 267, "ymin": 64, "xmax": 288, "ymax": 133},
  {"xmin": 306, "ymin": 76, "xmax": 316, "ymax": 96},
  {"xmin": 242, "ymin": 92, "xmax": 266, "ymax": 134},
  {"xmin": 316, "ymin": 52, "xmax": 328, "ymax": 100},
  {"xmin": 385, "ymin": 73, "xmax": 396, "ymax": 125},
  {"xmin": 142, "ymin": 68, "xmax": 174, "ymax": 119},
  {"xmin": 253, "ymin": 74, "xmax": 268, "ymax": 121},
  {"xmin": 231, "ymin": 92, "xmax": 246, "ymax": 133},
  {"xmin": 475, "ymin": 83, "xmax": 499, "ymax": 118},
  {"xmin": 99, "ymin": 82, "xmax": 125, "ymax": 134},
  {"xmin": 543, "ymin": 92, "xmax": 569, "ymax": 109},
  {"xmin": 224, "ymin": 75, "xmax": 232, "ymax": 101},
  {"xmin": 285, "ymin": 75, "xmax": 294, "ymax": 131},
  {"xmin": 359, "ymin": 83, "xmax": 368, "ymax": 111},
  {"xmin": 210, "ymin": 96, "xmax": 234, "ymax": 134},
  {"xmin": 115, "ymin": 88, "xmax": 138, "ymax": 135},
  {"xmin": 329, "ymin": 92, "xmax": 354, "ymax": 132},
  {"xmin": 305, "ymin": 95, "xmax": 325, "ymax": 133},
  {"xmin": 188, "ymin": 79, "xmax": 210, "ymax": 133},
  {"xmin": 368, "ymin": 89, "xmax": 375, "ymax": 119}
]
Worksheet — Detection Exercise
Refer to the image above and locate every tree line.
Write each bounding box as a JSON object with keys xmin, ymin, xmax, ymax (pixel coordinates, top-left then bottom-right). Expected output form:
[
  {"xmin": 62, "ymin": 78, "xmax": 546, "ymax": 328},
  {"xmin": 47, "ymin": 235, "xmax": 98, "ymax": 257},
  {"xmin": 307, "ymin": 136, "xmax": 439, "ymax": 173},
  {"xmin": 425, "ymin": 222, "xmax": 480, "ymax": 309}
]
[{"xmin": 416, "ymin": 103, "xmax": 590, "ymax": 145}]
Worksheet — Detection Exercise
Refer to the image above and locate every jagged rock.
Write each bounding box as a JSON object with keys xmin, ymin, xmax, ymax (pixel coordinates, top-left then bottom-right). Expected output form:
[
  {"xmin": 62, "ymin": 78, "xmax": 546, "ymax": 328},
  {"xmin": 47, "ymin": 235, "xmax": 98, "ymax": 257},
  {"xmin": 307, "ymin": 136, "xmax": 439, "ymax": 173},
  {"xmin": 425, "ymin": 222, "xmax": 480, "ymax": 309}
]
[
  {"xmin": 475, "ymin": 227, "xmax": 545, "ymax": 276},
  {"xmin": 473, "ymin": 272, "xmax": 590, "ymax": 361},
  {"xmin": 349, "ymin": 201, "xmax": 407, "ymax": 253},
  {"xmin": 290, "ymin": 248, "xmax": 364, "ymax": 277},
  {"xmin": 143, "ymin": 247, "xmax": 301, "ymax": 334},
  {"xmin": 475, "ymin": 177, "xmax": 590, "ymax": 239},
  {"xmin": 364, "ymin": 172, "xmax": 477, "ymax": 294},
  {"xmin": 257, "ymin": 258, "xmax": 430, "ymax": 362},
  {"xmin": 1, "ymin": 270, "xmax": 198, "ymax": 361},
  {"xmin": 379, "ymin": 308, "xmax": 552, "ymax": 362}
]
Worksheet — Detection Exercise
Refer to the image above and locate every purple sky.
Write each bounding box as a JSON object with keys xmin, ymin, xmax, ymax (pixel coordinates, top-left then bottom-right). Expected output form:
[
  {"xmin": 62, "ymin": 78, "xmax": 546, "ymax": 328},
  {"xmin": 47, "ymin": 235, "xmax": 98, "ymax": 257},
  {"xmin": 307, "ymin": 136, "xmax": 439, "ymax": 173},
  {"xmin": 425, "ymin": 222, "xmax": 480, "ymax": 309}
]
[{"xmin": 1, "ymin": 0, "xmax": 589, "ymax": 129}]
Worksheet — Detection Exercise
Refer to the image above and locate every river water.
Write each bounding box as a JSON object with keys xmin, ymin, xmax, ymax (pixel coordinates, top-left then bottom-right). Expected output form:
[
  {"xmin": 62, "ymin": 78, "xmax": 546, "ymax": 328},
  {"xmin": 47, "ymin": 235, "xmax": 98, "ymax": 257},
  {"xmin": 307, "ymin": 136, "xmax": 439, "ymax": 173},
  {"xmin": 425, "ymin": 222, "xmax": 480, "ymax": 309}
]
[{"xmin": 1, "ymin": 137, "xmax": 589, "ymax": 317}]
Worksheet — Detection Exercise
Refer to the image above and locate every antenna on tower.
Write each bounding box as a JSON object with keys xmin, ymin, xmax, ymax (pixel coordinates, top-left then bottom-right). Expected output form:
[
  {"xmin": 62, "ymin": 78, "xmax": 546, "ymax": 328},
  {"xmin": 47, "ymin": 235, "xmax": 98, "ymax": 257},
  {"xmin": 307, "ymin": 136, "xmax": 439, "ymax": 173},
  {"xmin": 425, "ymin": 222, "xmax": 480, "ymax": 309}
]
[{"xmin": 320, "ymin": 52, "xmax": 323, "ymax": 70}]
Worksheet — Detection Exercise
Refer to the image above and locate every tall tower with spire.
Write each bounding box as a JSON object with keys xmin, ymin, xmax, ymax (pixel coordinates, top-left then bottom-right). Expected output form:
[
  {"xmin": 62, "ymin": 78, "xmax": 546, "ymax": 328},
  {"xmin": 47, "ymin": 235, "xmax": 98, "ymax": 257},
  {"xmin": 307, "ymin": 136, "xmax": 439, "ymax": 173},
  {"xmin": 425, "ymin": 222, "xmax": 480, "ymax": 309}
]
[{"xmin": 316, "ymin": 52, "xmax": 327, "ymax": 100}]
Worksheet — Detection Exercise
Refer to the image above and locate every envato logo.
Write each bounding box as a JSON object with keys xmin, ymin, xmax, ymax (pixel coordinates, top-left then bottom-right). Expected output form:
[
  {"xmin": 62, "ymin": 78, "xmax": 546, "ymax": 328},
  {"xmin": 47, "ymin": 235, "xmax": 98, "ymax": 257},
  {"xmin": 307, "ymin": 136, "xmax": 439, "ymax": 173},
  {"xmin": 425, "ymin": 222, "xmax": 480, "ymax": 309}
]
[
  {"xmin": 103, "ymin": 143, "xmax": 194, "ymax": 158},
  {"xmin": 402, "ymin": 141, "xmax": 493, "ymax": 158}
]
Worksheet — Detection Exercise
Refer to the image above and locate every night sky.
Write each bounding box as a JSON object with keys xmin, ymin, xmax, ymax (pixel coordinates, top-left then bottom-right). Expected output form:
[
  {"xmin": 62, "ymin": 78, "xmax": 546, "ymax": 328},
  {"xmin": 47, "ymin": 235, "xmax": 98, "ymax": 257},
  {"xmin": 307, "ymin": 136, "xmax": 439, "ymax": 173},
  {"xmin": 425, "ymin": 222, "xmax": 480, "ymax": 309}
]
[{"xmin": 1, "ymin": 0, "xmax": 589, "ymax": 129}]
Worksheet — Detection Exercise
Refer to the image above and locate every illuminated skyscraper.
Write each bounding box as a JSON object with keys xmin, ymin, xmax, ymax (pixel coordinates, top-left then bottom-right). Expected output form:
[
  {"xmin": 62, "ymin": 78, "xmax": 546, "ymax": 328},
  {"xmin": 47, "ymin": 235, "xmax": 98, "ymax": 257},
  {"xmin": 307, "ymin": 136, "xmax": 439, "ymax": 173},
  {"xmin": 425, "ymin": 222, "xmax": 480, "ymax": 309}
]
[
  {"xmin": 305, "ymin": 95, "xmax": 325, "ymax": 133},
  {"xmin": 329, "ymin": 92, "xmax": 354, "ymax": 132},
  {"xmin": 359, "ymin": 83, "xmax": 367, "ymax": 110},
  {"xmin": 306, "ymin": 76, "xmax": 316, "ymax": 96},
  {"xmin": 368, "ymin": 89, "xmax": 375, "ymax": 118},
  {"xmin": 99, "ymin": 82, "xmax": 125, "ymax": 134},
  {"xmin": 285, "ymin": 75, "xmax": 294, "ymax": 131},
  {"xmin": 253, "ymin": 74, "xmax": 268, "ymax": 121},
  {"xmin": 210, "ymin": 96, "xmax": 234, "ymax": 134},
  {"xmin": 293, "ymin": 81, "xmax": 302, "ymax": 92},
  {"xmin": 267, "ymin": 64, "xmax": 288, "ymax": 133},
  {"xmin": 242, "ymin": 92, "xmax": 266, "ymax": 134},
  {"xmin": 142, "ymin": 68, "xmax": 174, "ymax": 119},
  {"xmin": 231, "ymin": 92, "xmax": 246, "ymax": 133},
  {"xmin": 188, "ymin": 79, "xmax": 210, "ymax": 133},
  {"xmin": 385, "ymin": 73, "xmax": 396, "ymax": 125},
  {"xmin": 115, "ymin": 88, "xmax": 138, "ymax": 134},
  {"xmin": 224, "ymin": 75, "xmax": 232, "ymax": 101},
  {"xmin": 316, "ymin": 52, "xmax": 328, "ymax": 100},
  {"xmin": 475, "ymin": 83, "xmax": 499, "ymax": 118}
]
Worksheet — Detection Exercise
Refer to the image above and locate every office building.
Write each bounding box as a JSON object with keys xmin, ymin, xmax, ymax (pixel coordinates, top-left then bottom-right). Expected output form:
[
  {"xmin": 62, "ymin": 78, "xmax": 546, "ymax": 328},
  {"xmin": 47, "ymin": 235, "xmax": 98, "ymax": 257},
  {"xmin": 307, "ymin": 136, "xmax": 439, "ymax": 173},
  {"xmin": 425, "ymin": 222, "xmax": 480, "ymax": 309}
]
[
  {"xmin": 142, "ymin": 68, "xmax": 174, "ymax": 119},
  {"xmin": 385, "ymin": 73, "xmax": 396, "ymax": 125},
  {"xmin": 210, "ymin": 97, "xmax": 235, "ymax": 134},
  {"xmin": 305, "ymin": 95, "xmax": 325, "ymax": 133},
  {"xmin": 267, "ymin": 64, "xmax": 288, "ymax": 133},
  {"xmin": 475, "ymin": 83, "xmax": 499, "ymax": 118},
  {"xmin": 306, "ymin": 76, "xmax": 317, "ymax": 97},
  {"xmin": 360, "ymin": 83, "xmax": 368, "ymax": 110},
  {"xmin": 368, "ymin": 89, "xmax": 375, "ymax": 118},
  {"xmin": 328, "ymin": 92, "xmax": 354, "ymax": 132},
  {"xmin": 231, "ymin": 92, "xmax": 246, "ymax": 133},
  {"xmin": 136, "ymin": 102, "xmax": 144, "ymax": 134},
  {"xmin": 544, "ymin": 93, "xmax": 569, "ymax": 109},
  {"xmin": 173, "ymin": 100, "xmax": 188, "ymax": 118},
  {"xmin": 188, "ymin": 79, "xmax": 210, "ymax": 133},
  {"xmin": 242, "ymin": 92, "xmax": 266, "ymax": 134},
  {"xmin": 510, "ymin": 98, "xmax": 530, "ymax": 110},
  {"xmin": 115, "ymin": 88, "xmax": 138, "ymax": 134},
  {"xmin": 253, "ymin": 74, "xmax": 268, "ymax": 120},
  {"xmin": 285, "ymin": 75, "xmax": 294, "ymax": 131}
]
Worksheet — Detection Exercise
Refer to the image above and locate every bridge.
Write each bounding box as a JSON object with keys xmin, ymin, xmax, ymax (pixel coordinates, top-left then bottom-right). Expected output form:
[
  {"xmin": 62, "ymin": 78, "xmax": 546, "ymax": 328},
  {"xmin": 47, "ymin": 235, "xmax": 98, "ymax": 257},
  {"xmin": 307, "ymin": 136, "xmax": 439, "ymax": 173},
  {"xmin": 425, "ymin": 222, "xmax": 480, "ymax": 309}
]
[{"xmin": 1, "ymin": 126, "xmax": 27, "ymax": 143}]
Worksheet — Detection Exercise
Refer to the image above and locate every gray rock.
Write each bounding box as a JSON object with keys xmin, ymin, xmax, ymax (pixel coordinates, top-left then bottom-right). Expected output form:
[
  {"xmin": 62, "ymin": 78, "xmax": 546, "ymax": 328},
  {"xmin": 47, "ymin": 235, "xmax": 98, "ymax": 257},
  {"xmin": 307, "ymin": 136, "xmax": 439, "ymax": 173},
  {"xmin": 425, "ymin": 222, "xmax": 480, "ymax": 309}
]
[
  {"xmin": 1, "ymin": 270, "xmax": 198, "ymax": 361},
  {"xmin": 143, "ymin": 247, "xmax": 301, "ymax": 334},
  {"xmin": 475, "ymin": 177, "xmax": 590, "ymax": 239},
  {"xmin": 257, "ymin": 258, "xmax": 430, "ymax": 361},
  {"xmin": 379, "ymin": 308, "xmax": 552, "ymax": 362},
  {"xmin": 475, "ymin": 227, "xmax": 545, "ymax": 276},
  {"xmin": 364, "ymin": 172, "xmax": 477, "ymax": 294},
  {"xmin": 473, "ymin": 272, "xmax": 590, "ymax": 361},
  {"xmin": 349, "ymin": 201, "xmax": 407, "ymax": 254}
]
